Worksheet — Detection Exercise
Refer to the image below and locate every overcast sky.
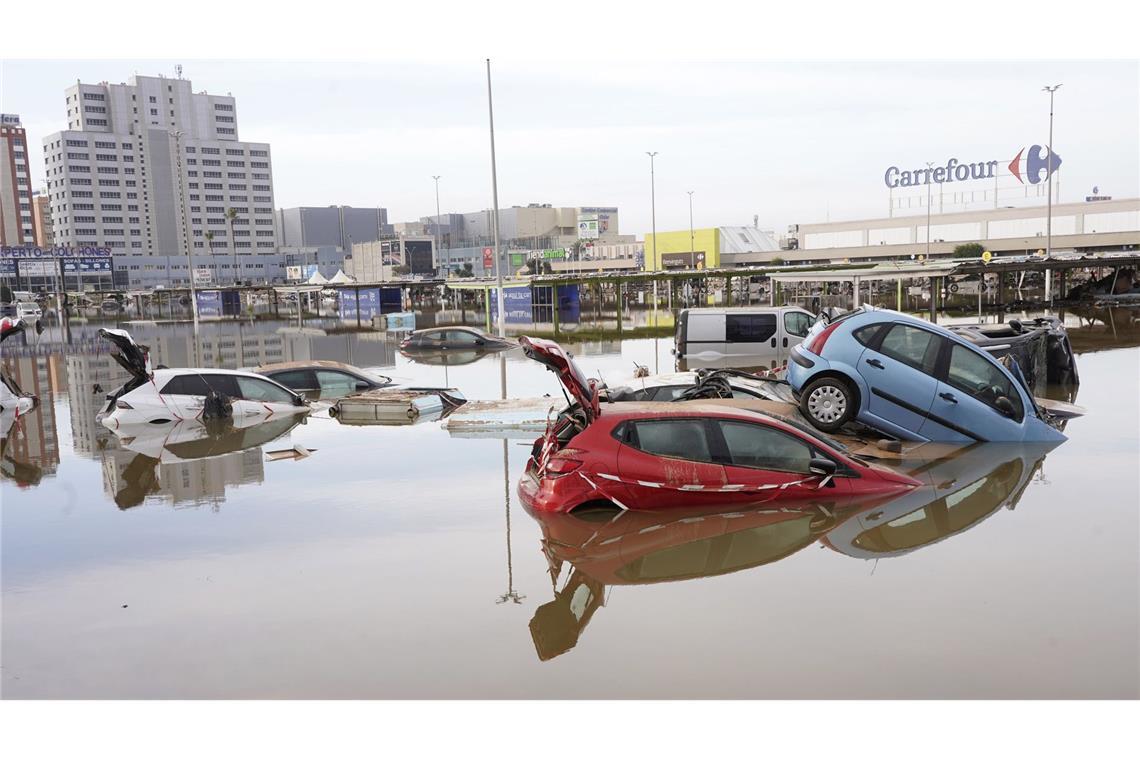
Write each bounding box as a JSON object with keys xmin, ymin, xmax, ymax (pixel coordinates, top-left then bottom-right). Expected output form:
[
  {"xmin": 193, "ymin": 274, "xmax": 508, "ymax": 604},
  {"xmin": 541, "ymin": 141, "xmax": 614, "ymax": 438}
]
[{"xmin": 2, "ymin": 60, "xmax": 1137, "ymax": 238}]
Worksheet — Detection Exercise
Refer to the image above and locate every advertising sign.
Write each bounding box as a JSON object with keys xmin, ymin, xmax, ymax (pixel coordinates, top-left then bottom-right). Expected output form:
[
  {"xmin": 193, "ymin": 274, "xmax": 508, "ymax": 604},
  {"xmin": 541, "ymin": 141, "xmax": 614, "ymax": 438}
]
[
  {"xmin": 482, "ymin": 247, "xmax": 494, "ymax": 269},
  {"xmin": 339, "ymin": 287, "xmax": 400, "ymax": 321},
  {"xmin": 541, "ymin": 248, "xmax": 566, "ymax": 260},
  {"xmin": 509, "ymin": 253, "xmax": 527, "ymax": 269},
  {"xmin": 0, "ymin": 259, "xmax": 17, "ymax": 276},
  {"xmin": 883, "ymin": 145, "xmax": 1062, "ymax": 189},
  {"xmin": 192, "ymin": 267, "xmax": 213, "ymax": 286},
  {"xmin": 491, "ymin": 286, "xmax": 533, "ymax": 324},
  {"xmin": 17, "ymin": 260, "xmax": 56, "ymax": 277},
  {"xmin": 577, "ymin": 214, "xmax": 599, "ymax": 240},
  {"xmin": 61, "ymin": 257, "xmax": 113, "ymax": 273},
  {"xmin": 285, "ymin": 266, "xmax": 302, "ymax": 281},
  {"xmin": 197, "ymin": 290, "xmax": 223, "ymax": 318}
]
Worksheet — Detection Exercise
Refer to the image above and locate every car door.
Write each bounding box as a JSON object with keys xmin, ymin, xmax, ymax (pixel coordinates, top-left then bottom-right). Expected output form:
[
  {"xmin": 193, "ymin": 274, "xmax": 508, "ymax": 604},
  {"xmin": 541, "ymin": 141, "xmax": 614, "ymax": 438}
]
[
  {"xmin": 857, "ymin": 322, "xmax": 946, "ymax": 438},
  {"xmin": 616, "ymin": 418, "xmax": 728, "ymax": 507},
  {"xmin": 233, "ymin": 375, "xmax": 302, "ymax": 417},
  {"xmin": 680, "ymin": 313, "xmax": 726, "ymax": 366},
  {"xmin": 724, "ymin": 313, "xmax": 778, "ymax": 368},
  {"xmin": 925, "ymin": 342, "xmax": 1026, "ymax": 442},
  {"xmin": 714, "ymin": 419, "xmax": 850, "ymax": 498},
  {"xmin": 267, "ymin": 369, "xmax": 318, "ymax": 395},
  {"xmin": 780, "ymin": 310, "xmax": 814, "ymax": 366},
  {"xmin": 157, "ymin": 373, "xmax": 213, "ymax": 419}
]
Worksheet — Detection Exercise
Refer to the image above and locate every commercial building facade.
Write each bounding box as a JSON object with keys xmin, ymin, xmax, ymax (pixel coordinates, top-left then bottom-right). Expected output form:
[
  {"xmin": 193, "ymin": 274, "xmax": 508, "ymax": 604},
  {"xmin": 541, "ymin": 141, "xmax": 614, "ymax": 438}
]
[
  {"xmin": 40, "ymin": 74, "xmax": 278, "ymax": 262},
  {"xmin": 1, "ymin": 114, "xmax": 35, "ymax": 245},
  {"xmin": 32, "ymin": 192, "xmax": 53, "ymax": 246},
  {"xmin": 276, "ymin": 206, "xmax": 389, "ymax": 249},
  {"xmin": 643, "ymin": 226, "xmax": 781, "ymax": 270}
]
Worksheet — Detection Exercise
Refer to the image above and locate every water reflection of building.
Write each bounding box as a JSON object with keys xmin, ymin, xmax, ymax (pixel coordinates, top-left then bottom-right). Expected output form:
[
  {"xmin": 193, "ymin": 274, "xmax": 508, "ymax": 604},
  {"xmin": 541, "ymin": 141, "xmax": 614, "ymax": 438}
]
[
  {"xmin": 0, "ymin": 353, "xmax": 63, "ymax": 477},
  {"xmin": 102, "ymin": 446, "xmax": 264, "ymax": 509},
  {"xmin": 66, "ymin": 351, "xmax": 129, "ymax": 457}
]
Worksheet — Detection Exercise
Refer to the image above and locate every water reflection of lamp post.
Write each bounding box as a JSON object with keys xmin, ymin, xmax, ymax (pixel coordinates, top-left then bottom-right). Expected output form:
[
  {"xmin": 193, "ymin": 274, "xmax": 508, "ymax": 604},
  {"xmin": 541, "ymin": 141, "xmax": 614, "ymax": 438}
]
[{"xmin": 496, "ymin": 354, "xmax": 524, "ymax": 605}]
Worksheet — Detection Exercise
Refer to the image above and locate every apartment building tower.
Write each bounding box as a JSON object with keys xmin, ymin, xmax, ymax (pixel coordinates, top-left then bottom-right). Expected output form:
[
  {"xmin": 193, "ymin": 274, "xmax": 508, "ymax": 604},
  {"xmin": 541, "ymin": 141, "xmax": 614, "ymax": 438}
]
[
  {"xmin": 1, "ymin": 114, "xmax": 36, "ymax": 245},
  {"xmin": 41, "ymin": 73, "xmax": 277, "ymax": 261}
]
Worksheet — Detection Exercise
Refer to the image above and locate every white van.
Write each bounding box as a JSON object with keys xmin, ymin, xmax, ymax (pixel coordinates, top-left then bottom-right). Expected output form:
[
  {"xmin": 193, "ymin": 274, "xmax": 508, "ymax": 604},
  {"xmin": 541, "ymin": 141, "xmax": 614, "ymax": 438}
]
[{"xmin": 674, "ymin": 306, "xmax": 816, "ymax": 370}]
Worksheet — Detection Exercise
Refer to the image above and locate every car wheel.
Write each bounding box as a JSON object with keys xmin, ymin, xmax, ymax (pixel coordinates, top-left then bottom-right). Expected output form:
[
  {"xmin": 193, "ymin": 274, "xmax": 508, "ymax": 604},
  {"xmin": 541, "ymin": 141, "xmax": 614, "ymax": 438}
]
[{"xmin": 800, "ymin": 377, "xmax": 855, "ymax": 432}]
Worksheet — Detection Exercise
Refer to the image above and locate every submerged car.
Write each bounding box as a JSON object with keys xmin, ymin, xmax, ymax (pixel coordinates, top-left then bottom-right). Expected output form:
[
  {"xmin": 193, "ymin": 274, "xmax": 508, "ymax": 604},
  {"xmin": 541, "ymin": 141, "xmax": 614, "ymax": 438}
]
[
  {"xmin": 256, "ymin": 360, "xmax": 393, "ymax": 400},
  {"xmin": 1, "ymin": 318, "xmax": 38, "ymax": 415},
  {"xmin": 517, "ymin": 336, "xmax": 920, "ymax": 513},
  {"xmin": 98, "ymin": 329, "xmax": 309, "ymax": 427},
  {"xmin": 399, "ymin": 326, "xmax": 515, "ymax": 352},
  {"xmin": 787, "ymin": 307, "xmax": 1066, "ymax": 443}
]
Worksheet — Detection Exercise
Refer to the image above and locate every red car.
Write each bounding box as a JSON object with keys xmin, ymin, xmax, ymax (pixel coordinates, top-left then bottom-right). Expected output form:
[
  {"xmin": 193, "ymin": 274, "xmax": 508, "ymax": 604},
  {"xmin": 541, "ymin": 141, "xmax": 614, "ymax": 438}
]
[{"xmin": 518, "ymin": 337, "xmax": 921, "ymax": 513}]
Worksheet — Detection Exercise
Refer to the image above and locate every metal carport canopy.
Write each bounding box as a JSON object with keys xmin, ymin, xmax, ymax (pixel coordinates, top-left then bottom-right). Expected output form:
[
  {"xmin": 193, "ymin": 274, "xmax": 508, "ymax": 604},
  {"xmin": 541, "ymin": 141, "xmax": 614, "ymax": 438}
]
[{"xmin": 767, "ymin": 263, "xmax": 960, "ymax": 283}]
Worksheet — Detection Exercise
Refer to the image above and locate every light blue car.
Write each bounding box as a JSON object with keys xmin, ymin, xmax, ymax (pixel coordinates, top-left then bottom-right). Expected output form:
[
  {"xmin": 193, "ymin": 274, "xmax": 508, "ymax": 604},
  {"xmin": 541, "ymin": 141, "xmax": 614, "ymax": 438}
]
[{"xmin": 787, "ymin": 307, "xmax": 1066, "ymax": 443}]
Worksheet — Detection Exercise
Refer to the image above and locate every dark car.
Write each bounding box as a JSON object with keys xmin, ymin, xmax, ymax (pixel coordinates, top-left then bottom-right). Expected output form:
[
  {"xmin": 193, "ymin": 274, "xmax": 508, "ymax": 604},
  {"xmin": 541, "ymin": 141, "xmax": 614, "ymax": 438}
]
[
  {"xmin": 256, "ymin": 360, "xmax": 393, "ymax": 400},
  {"xmin": 399, "ymin": 326, "xmax": 515, "ymax": 352}
]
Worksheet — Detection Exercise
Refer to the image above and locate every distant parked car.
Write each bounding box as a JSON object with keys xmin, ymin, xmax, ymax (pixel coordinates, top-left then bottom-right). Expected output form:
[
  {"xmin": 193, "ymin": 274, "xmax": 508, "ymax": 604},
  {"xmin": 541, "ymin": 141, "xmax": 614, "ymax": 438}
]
[
  {"xmin": 16, "ymin": 302, "xmax": 42, "ymax": 321},
  {"xmin": 787, "ymin": 307, "xmax": 1066, "ymax": 443},
  {"xmin": 674, "ymin": 306, "xmax": 816, "ymax": 369},
  {"xmin": 400, "ymin": 326, "xmax": 515, "ymax": 352},
  {"xmin": 256, "ymin": 360, "xmax": 393, "ymax": 400}
]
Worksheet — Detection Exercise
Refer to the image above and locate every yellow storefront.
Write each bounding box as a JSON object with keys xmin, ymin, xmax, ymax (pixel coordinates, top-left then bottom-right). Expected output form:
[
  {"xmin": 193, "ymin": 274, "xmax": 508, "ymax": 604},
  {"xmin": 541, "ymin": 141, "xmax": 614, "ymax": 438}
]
[{"xmin": 643, "ymin": 228, "xmax": 720, "ymax": 271}]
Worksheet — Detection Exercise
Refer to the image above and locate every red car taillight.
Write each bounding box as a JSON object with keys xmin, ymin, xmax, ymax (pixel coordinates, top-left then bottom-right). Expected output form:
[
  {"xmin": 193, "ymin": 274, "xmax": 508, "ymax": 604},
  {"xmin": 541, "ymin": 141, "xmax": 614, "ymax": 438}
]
[
  {"xmin": 545, "ymin": 457, "xmax": 583, "ymax": 478},
  {"xmin": 803, "ymin": 321, "xmax": 842, "ymax": 357}
]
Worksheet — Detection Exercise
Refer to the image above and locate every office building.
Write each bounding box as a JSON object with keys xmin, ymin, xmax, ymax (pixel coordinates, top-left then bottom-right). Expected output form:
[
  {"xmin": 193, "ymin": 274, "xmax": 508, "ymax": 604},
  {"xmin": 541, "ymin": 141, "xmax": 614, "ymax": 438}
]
[
  {"xmin": 1, "ymin": 114, "xmax": 35, "ymax": 245},
  {"xmin": 277, "ymin": 206, "xmax": 389, "ymax": 249},
  {"xmin": 41, "ymin": 73, "xmax": 278, "ymax": 260},
  {"xmin": 32, "ymin": 192, "xmax": 54, "ymax": 246},
  {"xmin": 643, "ymin": 226, "xmax": 781, "ymax": 270}
]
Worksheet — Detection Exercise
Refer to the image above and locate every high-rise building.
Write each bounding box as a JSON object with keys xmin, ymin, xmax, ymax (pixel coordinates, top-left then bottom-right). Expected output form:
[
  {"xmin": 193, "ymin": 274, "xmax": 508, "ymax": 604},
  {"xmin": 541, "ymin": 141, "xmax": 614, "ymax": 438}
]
[
  {"xmin": 32, "ymin": 191, "xmax": 53, "ymax": 246},
  {"xmin": 41, "ymin": 73, "xmax": 278, "ymax": 261},
  {"xmin": 1, "ymin": 113, "xmax": 36, "ymax": 245}
]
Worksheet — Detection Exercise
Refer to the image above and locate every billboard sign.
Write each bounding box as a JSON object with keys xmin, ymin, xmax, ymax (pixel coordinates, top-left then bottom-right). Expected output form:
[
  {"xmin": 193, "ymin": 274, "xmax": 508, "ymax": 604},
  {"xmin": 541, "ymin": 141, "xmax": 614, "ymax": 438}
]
[
  {"xmin": 491, "ymin": 286, "xmax": 533, "ymax": 324},
  {"xmin": 541, "ymin": 248, "xmax": 566, "ymax": 260},
  {"xmin": 285, "ymin": 265, "xmax": 302, "ymax": 281},
  {"xmin": 0, "ymin": 259, "xmax": 15, "ymax": 276},
  {"xmin": 883, "ymin": 145, "xmax": 1062, "ymax": 188},
  {"xmin": 16, "ymin": 260, "xmax": 56, "ymax": 277},
  {"xmin": 482, "ymin": 247, "xmax": 494, "ymax": 269},
  {"xmin": 509, "ymin": 253, "xmax": 527, "ymax": 269},
  {"xmin": 193, "ymin": 267, "xmax": 213, "ymax": 286},
  {"xmin": 61, "ymin": 257, "xmax": 113, "ymax": 273},
  {"xmin": 197, "ymin": 290, "xmax": 223, "ymax": 317},
  {"xmin": 577, "ymin": 214, "xmax": 599, "ymax": 239}
]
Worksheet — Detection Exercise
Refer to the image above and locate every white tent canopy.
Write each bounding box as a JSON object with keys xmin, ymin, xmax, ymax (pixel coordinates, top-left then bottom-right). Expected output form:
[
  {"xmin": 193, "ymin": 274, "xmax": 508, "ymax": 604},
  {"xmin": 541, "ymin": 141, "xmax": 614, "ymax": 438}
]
[
  {"xmin": 306, "ymin": 271, "xmax": 329, "ymax": 285},
  {"xmin": 328, "ymin": 269, "xmax": 355, "ymax": 284}
]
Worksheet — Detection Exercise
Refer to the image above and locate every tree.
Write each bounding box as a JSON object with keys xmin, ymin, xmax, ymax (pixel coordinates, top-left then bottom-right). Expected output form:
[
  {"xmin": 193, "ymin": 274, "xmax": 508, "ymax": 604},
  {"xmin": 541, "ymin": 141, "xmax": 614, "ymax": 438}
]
[
  {"xmin": 769, "ymin": 255, "xmax": 785, "ymax": 266},
  {"xmin": 1, "ymin": 284, "xmax": 12, "ymax": 303},
  {"xmin": 953, "ymin": 242, "xmax": 985, "ymax": 259},
  {"xmin": 525, "ymin": 259, "xmax": 553, "ymax": 275},
  {"xmin": 392, "ymin": 264, "xmax": 411, "ymax": 276},
  {"xmin": 457, "ymin": 263, "xmax": 475, "ymax": 278}
]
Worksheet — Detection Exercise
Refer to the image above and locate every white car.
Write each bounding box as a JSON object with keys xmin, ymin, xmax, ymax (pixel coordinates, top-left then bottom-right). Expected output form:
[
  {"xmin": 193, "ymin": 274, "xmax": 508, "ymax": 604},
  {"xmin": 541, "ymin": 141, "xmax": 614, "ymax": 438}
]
[
  {"xmin": 16, "ymin": 302, "xmax": 42, "ymax": 321},
  {"xmin": 98, "ymin": 328, "xmax": 310, "ymax": 428}
]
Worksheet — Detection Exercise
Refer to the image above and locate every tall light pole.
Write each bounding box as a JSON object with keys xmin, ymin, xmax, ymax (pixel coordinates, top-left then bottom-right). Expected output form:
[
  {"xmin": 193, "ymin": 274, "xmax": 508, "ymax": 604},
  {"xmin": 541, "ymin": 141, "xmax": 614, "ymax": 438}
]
[
  {"xmin": 432, "ymin": 175, "xmax": 443, "ymax": 276},
  {"xmin": 486, "ymin": 59, "xmax": 506, "ymax": 336},
  {"xmin": 1043, "ymin": 84, "xmax": 1062, "ymax": 260},
  {"xmin": 925, "ymin": 161, "xmax": 934, "ymax": 261},
  {"xmin": 225, "ymin": 206, "xmax": 239, "ymax": 286},
  {"xmin": 171, "ymin": 129, "xmax": 198, "ymax": 331},
  {"xmin": 646, "ymin": 152, "xmax": 658, "ymax": 270},
  {"xmin": 687, "ymin": 190, "xmax": 695, "ymax": 265}
]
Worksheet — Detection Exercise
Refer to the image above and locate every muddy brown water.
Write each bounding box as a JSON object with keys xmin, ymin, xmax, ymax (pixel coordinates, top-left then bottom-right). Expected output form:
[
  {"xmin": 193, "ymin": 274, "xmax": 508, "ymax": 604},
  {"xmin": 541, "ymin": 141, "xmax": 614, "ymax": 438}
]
[{"xmin": 2, "ymin": 309, "xmax": 1137, "ymax": 698}]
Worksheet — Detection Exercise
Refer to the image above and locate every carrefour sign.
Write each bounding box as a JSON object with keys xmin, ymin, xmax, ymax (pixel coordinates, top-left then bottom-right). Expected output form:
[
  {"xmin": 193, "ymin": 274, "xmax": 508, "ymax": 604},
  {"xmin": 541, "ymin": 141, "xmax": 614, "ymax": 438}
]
[{"xmin": 884, "ymin": 145, "xmax": 1062, "ymax": 188}]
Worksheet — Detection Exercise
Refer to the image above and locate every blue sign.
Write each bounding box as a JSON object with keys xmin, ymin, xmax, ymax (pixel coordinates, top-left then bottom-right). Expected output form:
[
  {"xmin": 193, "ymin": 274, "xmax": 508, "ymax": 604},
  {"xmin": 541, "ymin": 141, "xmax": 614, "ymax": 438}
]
[
  {"xmin": 0, "ymin": 245, "xmax": 113, "ymax": 258},
  {"xmin": 0, "ymin": 259, "xmax": 15, "ymax": 276},
  {"xmin": 61, "ymin": 257, "xmax": 113, "ymax": 273},
  {"xmin": 491, "ymin": 286, "xmax": 534, "ymax": 324},
  {"xmin": 197, "ymin": 290, "xmax": 223, "ymax": 317}
]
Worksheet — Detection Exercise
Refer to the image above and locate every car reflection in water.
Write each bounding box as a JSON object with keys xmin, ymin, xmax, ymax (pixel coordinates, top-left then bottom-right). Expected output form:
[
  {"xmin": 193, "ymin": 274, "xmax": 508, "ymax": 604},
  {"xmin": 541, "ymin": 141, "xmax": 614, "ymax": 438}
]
[
  {"xmin": 102, "ymin": 415, "xmax": 305, "ymax": 509},
  {"xmin": 1, "ymin": 408, "xmax": 45, "ymax": 487},
  {"xmin": 399, "ymin": 347, "xmax": 508, "ymax": 367},
  {"xmin": 525, "ymin": 441, "xmax": 1059, "ymax": 661}
]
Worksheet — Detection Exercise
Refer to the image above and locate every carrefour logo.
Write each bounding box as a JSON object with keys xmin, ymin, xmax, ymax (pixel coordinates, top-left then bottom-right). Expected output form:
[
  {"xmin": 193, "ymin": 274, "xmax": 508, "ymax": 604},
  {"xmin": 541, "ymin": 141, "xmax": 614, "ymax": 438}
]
[
  {"xmin": 884, "ymin": 145, "xmax": 1062, "ymax": 188},
  {"xmin": 1008, "ymin": 145, "xmax": 1062, "ymax": 184}
]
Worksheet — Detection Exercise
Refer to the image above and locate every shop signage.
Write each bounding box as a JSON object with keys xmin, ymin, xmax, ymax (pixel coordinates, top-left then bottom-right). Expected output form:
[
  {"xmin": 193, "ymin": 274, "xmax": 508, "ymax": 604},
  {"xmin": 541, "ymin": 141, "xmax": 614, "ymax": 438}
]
[{"xmin": 884, "ymin": 144, "xmax": 1062, "ymax": 188}]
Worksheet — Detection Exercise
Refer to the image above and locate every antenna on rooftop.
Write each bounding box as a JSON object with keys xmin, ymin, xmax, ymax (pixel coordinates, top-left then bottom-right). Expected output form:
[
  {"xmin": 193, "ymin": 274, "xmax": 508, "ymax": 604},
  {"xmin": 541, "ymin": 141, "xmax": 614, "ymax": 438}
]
[{"xmin": 175, "ymin": 64, "xmax": 183, "ymax": 79}]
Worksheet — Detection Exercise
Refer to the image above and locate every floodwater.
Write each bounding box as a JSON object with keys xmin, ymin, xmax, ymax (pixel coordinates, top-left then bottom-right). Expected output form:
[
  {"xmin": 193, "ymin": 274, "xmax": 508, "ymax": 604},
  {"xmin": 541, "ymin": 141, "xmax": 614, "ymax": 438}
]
[{"xmin": 2, "ymin": 306, "xmax": 1138, "ymax": 699}]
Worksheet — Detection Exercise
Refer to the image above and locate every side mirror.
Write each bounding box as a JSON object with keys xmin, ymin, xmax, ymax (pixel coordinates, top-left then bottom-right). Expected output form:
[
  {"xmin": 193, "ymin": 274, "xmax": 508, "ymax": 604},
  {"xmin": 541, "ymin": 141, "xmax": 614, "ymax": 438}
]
[
  {"xmin": 994, "ymin": 396, "xmax": 1016, "ymax": 417},
  {"xmin": 295, "ymin": 393, "xmax": 308, "ymax": 406},
  {"xmin": 809, "ymin": 457, "xmax": 837, "ymax": 477},
  {"xmin": 355, "ymin": 381, "xmax": 371, "ymax": 391}
]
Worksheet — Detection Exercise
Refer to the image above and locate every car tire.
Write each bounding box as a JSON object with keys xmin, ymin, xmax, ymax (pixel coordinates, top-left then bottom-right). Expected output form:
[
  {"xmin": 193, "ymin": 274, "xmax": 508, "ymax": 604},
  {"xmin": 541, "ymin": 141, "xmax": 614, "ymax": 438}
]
[{"xmin": 800, "ymin": 377, "xmax": 855, "ymax": 432}]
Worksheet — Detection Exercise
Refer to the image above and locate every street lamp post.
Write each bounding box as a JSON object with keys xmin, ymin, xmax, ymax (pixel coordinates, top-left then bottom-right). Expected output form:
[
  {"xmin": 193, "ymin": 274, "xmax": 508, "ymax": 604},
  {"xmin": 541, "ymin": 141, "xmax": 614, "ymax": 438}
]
[
  {"xmin": 432, "ymin": 175, "xmax": 443, "ymax": 276},
  {"xmin": 925, "ymin": 161, "xmax": 934, "ymax": 262},
  {"xmin": 1043, "ymin": 83, "xmax": 1062, "ymax": 305},
  {"xmin": 225, "ymin": 207, "xmax": 239, "ymax": 287},
  {"xmin": 687, "ymin": 190, "xmax": 695, "ymax": 266},
  {"xmin": 646, "ymin": 152, "xmax": 658, "ymax": 273},
  {"xmin": 486, "ymin": 59, "xmax": 506, "ymax": 337},
  {"xmin": 170, "ymin": 129, "xmax": 198, "ymax": 331}
]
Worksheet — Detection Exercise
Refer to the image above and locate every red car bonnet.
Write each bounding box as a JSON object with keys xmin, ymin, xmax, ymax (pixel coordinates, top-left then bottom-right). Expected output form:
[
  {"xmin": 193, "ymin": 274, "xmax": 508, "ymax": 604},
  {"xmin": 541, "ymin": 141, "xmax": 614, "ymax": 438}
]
[{"xmin": 519, "ymin": 337, "xmax": 600, "ymax": 422}]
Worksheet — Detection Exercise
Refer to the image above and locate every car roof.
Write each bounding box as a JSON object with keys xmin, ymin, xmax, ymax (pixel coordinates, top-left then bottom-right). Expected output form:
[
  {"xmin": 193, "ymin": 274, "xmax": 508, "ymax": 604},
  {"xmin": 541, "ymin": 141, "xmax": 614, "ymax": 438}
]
[
  {"xmin": 153, "ymin": 367, "xmax": 282, "ymax": 380},
  {"xmin": 257, "ymin": 360, "xmax": 362, "ymax": 373},
  {"xmin": 413, "ymin": 325, "xmax": 485, "ymax": 335},
  {"xmin": 683, "ymin": 306, "xmax": 808, "ymax": 314}
]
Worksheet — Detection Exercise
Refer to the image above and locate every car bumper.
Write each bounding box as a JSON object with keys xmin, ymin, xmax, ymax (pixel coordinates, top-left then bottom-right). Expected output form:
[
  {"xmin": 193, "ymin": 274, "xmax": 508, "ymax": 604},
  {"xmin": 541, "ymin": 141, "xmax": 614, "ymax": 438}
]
[
  {"xmin": 517, "ymin": 468, "xmax": 598, "ymax": 513},
  {"xmin": 787, "ymin": 347, "xmax": 828, "ymax": 391}
]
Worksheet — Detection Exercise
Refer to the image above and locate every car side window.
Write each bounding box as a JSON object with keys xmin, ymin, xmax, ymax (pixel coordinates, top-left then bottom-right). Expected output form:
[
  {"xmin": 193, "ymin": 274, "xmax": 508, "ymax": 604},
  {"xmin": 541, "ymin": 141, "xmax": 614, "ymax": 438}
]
[
  {"xmin": 878, "ymin": 324, "xmax": 939, "ymax": 374},
  {"xmin": 650, "ymin": 385, "xmax": 689, "ymax": 401},
  {"xmin": 202, "ymin": 374, "xmax": 241, "ymax": 398},
  {"xmin": 783, "ymin": 312, "xmax": 813, "ymax": 338},
  {"xmin": 629, "ymin": 419, "xmax": 714, "ymax": 463},
  {"xmin": 446, "ymin": 330, "xmax": 481, "ymax": 346},
  {"xmin": 270, "ymin": 370, "xmax": 316, "ymax": 390},
  {"xmin": 945, "ymin": 345, "xmax": 1023, "ymax": 420},
  {"xmin": 235, "ymin": 376, "xmax": 295, "ymax": 403},
  {"xmin": 852, "ymin": 323, "xmax": 886, "ymax": 347},
  {"xmin": 160, "ymin": 374, "xmax": 210, "ymax": 396},
  {"xmin": 717, "ymin": 420, "xmax": 813, "ymax": 473},
  {"xmin": 726, "ymin": 314, "xmax": 777, "ymax": 343},
  {"xmin": 316, "ymin": 370, "xmax": 359, "ymax": 393}
]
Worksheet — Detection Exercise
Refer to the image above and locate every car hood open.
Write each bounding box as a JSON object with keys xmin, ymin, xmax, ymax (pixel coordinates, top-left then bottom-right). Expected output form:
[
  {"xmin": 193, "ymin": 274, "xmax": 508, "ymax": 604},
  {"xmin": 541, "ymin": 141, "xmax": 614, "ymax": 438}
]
[
  {"xmin": 98, "ymin": 328, "xmax": 152, "ymax": 381},
  {"xmin": 519, "ymin": 336, "xmax": 599, "ymax": 422}
]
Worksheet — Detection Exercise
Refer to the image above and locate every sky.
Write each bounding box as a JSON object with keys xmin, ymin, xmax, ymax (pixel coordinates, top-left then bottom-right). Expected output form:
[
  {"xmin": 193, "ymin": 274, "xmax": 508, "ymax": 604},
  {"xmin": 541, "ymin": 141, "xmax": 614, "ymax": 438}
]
[{"xmin": 1, "ymin": 59, "xmax": 1137, "ymax": 239}]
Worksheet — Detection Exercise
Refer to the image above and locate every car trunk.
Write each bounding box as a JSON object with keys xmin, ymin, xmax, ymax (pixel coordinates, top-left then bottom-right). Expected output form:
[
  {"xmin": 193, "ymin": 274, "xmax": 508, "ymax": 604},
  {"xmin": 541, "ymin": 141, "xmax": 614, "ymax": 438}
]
[
  {"xmin": 519, "ymin": 337, "xmax": 601, "ymax": 473},
  {"xmin": 98, "ymin": 329, "xmax": 153, "ymax": 412}
]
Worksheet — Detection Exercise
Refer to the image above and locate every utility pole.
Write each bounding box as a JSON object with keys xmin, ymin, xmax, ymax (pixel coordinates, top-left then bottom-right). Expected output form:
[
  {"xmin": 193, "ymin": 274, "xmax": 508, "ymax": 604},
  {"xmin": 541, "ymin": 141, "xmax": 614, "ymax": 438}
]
[
  {"xmin": 647, "ymin": 152, "xmax": 658, "ymax": 270},
  {"xmin": 432, "ymin": 175, "xmax": 443, "ymax": 276},
  {"xmin": 171, "ymin": 129, "xmax": 198, "ymax": 331},
  {"xmin": 486, "ymin": 59, "xmax": 505, "ymax": 336},
  {"xmin": 687, "ymin": 190, "xmax": 695, "ymax": 266},
  {"xmin": 225, "ymin": 207, "xmax": 239, "ymax": 286},
  {"xmin": 925, "ymin": 161, "xmax": 934, "ymax": 261},
  {"xmin": 1043, "ymin": 83, "xmax": 1062, "ymax": 305}
]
